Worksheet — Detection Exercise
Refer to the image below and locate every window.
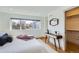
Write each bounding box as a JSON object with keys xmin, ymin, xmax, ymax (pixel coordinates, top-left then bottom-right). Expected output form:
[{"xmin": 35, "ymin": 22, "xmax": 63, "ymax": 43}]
[
  {"xmin": 10, "ymin": 18, "xmax": 41, "ymax": 30},
  {"xmin": 12, "ymin": 20, "xmax": 20, "ymax": 29}
]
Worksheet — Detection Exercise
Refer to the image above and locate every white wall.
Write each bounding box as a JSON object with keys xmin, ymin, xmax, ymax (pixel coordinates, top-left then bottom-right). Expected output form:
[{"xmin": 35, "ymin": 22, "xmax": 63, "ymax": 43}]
[
  {"xmin": 0, "ymin": 12, "xmax": 48, "ymax": 37},
  {"xmin": 48, "ymin": 8, "xmax": 65, "ymax": 50},
  {"xmin": 48, "ymin": 6, "xmax": 76, "ymax": 51}
]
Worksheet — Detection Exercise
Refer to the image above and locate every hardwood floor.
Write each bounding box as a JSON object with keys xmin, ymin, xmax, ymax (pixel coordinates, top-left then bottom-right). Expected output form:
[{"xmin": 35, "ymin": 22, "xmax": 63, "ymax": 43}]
[
  {"xmin": 36, "ymin": 35, "xmax": 65, "ymax": 53},
  {"xmin": 66, "ymin": 41, "xmax": 79, "ymax": 53},
  {"xmin": 41, "ymin": 39, "xmax": 65, "ymax": 53},
  {"xmin": 47, "ymin": 43, "xmax": 65, "ymax": 53}
]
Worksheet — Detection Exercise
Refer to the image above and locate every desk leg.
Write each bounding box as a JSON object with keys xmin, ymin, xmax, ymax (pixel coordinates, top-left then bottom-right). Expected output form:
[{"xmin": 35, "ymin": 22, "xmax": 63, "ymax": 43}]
[
  {"xmin": 54, "ymin": 38, "xmax": 57, "ymax": 51},
  {"xmin": 45, "ymin": 35, "xmax": 47, "ymax": 43},
  {"xmin": 48, "ymin": 36, "xmax": 50, "ymax": 43},
  {"xmin": 58, "ymin": 39, "xmax": 61, "ymax": 49}
]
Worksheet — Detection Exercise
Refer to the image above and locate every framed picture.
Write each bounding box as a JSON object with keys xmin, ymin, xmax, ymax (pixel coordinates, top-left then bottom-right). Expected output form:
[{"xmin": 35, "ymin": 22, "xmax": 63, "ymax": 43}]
[{"xmin": 49, "ymin": 18, "xmax": 59, "ymax": 26}]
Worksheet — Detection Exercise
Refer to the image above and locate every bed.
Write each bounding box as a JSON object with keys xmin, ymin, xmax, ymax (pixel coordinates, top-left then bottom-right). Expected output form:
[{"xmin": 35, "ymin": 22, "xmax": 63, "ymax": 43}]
[{"xmin": 0, "ymin": 37, "xmax": 57, "ymax": 53}]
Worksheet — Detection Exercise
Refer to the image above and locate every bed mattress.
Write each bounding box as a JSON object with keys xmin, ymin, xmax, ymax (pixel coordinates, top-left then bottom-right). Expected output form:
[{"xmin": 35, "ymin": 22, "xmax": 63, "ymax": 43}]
[{"xmin": 0, "ymin": 38, "xmax": 57, "ymax": 53}]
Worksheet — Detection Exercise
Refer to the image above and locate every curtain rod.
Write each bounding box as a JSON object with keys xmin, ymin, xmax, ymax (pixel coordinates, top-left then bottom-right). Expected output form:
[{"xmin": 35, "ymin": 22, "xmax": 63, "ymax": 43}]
[{"xmin": 10, "ymin": 18, "xmax": 40, "ymax": 21}]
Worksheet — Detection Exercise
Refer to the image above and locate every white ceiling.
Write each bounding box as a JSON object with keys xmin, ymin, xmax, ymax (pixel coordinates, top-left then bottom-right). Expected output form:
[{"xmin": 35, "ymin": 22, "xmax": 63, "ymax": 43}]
[{"xmin": 0, "ymin": 6, "xmax": 75, "ymax": 16}]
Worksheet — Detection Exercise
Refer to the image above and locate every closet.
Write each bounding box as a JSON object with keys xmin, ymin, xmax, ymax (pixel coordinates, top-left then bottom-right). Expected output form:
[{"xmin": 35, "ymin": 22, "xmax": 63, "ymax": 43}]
[{"xmin": 65, "ymin": 7, "xmax": 79, "ymax": 52}]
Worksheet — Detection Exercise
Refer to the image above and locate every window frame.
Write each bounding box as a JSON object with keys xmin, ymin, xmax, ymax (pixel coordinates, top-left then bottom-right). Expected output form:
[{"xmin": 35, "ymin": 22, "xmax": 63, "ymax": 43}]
[{"xmin": 10, "ymin": 18, "xmax": 41, "ymax": 30}]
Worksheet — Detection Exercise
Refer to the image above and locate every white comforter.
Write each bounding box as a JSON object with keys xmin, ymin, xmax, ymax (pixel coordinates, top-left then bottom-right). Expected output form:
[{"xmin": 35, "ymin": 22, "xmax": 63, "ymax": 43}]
[{"xmin": 0, "ymin": 38, "xmax": 57, "ymax": 53}]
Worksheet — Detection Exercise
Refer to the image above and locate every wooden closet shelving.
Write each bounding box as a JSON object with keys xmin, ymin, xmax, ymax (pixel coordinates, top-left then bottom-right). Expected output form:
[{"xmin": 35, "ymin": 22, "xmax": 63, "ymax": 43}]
[
  {"xmin": 65, "ymin": 7, "xmax": 79, "ymax": 17},
  {"xmin": 66, "ymin": 30, "xmax": 79, "ymax": 32},
  {"xmin": 66, "ymin": 7, "xmax": 79, "ymax": 31},
  {"xmin": 65, "ymin": 7, "xmax": 79, "ymax": 52}
]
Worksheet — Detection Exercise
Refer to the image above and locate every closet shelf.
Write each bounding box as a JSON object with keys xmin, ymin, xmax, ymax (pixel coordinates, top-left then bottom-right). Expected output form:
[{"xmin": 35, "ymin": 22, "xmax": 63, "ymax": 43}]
[
  {"xmin": 66, "ymin": 29, "xmax": 79, "ymax": 32},
  {"xmin": 65, "ymin": 7, "xmax": 79, "ymax": 18}
]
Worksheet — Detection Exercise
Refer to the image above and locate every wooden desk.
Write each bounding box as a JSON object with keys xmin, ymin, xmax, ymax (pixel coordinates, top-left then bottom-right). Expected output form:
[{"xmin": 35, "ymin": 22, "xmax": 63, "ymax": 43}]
[{"xmin": 46, "ymin": 33, "xmax": 62, "ymax": 51}]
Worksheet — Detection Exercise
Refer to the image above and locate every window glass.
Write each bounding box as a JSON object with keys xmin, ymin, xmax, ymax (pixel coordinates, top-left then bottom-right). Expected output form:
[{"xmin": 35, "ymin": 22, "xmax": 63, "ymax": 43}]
[
  {"xmin": 11, "ymin": 18, "xmax": 41, "ymax": 30},
  {"xmin": 12, "ymin": 20, "xmax": 20, "ymax": 29},
  {"xmin": 21, "ymin": 20, "xmax": 41, "ymax": 29}
]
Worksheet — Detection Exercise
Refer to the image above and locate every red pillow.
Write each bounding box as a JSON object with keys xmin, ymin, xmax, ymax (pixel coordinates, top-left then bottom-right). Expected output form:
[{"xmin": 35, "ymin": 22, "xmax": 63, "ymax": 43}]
[
  {"xmin": 16, "ymin": 35, "xmax": 34, "ymax": 39},
  {"xmin": 16, "ymin": 35, "xmax": 23, "ymax": 39}
]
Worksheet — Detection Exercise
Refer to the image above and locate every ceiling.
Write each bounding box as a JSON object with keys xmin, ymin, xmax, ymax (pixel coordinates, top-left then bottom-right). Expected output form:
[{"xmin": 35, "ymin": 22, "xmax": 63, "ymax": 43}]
[{"xmin": 0, "ymin": 6, "xmax": 74, "ymax": 16}]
